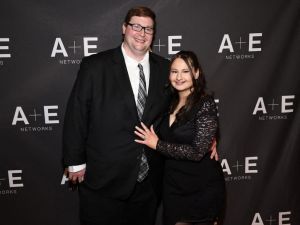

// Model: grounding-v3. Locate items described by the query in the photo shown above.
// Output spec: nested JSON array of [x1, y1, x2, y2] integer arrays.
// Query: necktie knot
[[138, 63, 143, 70]]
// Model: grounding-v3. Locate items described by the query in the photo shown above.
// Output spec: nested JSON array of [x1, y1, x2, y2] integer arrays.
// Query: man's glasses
[[127, 23, 154, 35]]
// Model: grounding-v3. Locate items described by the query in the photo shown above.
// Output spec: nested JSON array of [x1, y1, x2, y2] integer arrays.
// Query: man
[[63, 6, 171, 225]]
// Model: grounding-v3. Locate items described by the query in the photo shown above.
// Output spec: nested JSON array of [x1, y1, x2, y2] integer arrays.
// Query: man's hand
[[210, 138, 219, 161], [66, 168, 86, 184]]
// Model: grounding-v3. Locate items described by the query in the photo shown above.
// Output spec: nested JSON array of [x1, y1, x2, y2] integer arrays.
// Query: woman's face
[[169, 58, 198, 96]]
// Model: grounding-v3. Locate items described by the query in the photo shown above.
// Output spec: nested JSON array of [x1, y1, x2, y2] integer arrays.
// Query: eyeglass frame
[[126, 22, 154, 35]]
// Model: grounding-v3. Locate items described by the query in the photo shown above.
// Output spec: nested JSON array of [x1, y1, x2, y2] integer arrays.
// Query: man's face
[[122, 16, 154, 57]]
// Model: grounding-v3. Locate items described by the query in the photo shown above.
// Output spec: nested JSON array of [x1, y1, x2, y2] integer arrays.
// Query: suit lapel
[[111, 48, 162, 123], [112, 47, 139, 121], [142, 53, 159, 122]]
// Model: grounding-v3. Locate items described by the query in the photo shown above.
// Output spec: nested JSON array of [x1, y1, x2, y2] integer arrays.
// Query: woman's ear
[[194, 69, 200, 79]]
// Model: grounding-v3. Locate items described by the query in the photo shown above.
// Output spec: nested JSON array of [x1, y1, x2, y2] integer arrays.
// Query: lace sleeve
[[156, 97, 218, 161]]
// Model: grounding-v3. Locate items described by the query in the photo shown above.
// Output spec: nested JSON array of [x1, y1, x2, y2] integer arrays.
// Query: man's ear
[[122, 23, 126, 35]]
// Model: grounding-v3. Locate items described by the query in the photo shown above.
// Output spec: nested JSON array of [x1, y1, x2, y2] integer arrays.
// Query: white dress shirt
[[68, 44, 150, 173], [121, 44, 150, 101]]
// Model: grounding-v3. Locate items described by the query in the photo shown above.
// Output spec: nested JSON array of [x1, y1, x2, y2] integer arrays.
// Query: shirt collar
[[121, 43, 149, 65]]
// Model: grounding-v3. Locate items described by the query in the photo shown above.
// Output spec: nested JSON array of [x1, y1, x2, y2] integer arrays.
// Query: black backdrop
[[1, 0, 299, 225]]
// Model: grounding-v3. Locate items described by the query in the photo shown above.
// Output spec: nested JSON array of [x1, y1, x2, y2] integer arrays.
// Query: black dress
[[156, 95, 225, 225]]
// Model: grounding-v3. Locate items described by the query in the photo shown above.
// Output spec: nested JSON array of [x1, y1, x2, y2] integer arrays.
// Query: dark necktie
[[137, 63, 149, 182]]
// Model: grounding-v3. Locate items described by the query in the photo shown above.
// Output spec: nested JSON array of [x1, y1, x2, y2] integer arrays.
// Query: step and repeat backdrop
[[1, 0, 299, 225]]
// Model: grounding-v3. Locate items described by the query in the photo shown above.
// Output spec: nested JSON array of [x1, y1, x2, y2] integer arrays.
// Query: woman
[[135, 51, 225, 225]]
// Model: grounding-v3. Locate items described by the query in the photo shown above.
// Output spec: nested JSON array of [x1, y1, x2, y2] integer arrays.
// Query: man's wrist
[[68, 164, 86, 172]]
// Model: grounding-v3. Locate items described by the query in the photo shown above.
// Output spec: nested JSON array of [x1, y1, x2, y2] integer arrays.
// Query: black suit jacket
[[63, 46, 170, 199]]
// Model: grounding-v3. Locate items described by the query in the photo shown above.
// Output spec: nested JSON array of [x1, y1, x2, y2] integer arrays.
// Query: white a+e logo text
[[251, 211, 291, 225], [51, 37, 98, 57], [12, 105, 59, 125], [218, 33, 262, 53]]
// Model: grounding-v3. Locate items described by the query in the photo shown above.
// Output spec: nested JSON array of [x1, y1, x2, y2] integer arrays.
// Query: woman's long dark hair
[[169, 50, 207, 121]]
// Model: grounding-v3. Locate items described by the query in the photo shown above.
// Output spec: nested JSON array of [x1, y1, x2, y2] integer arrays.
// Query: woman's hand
[[134, 122, 159, 150], [210, 138, 219, 161]]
